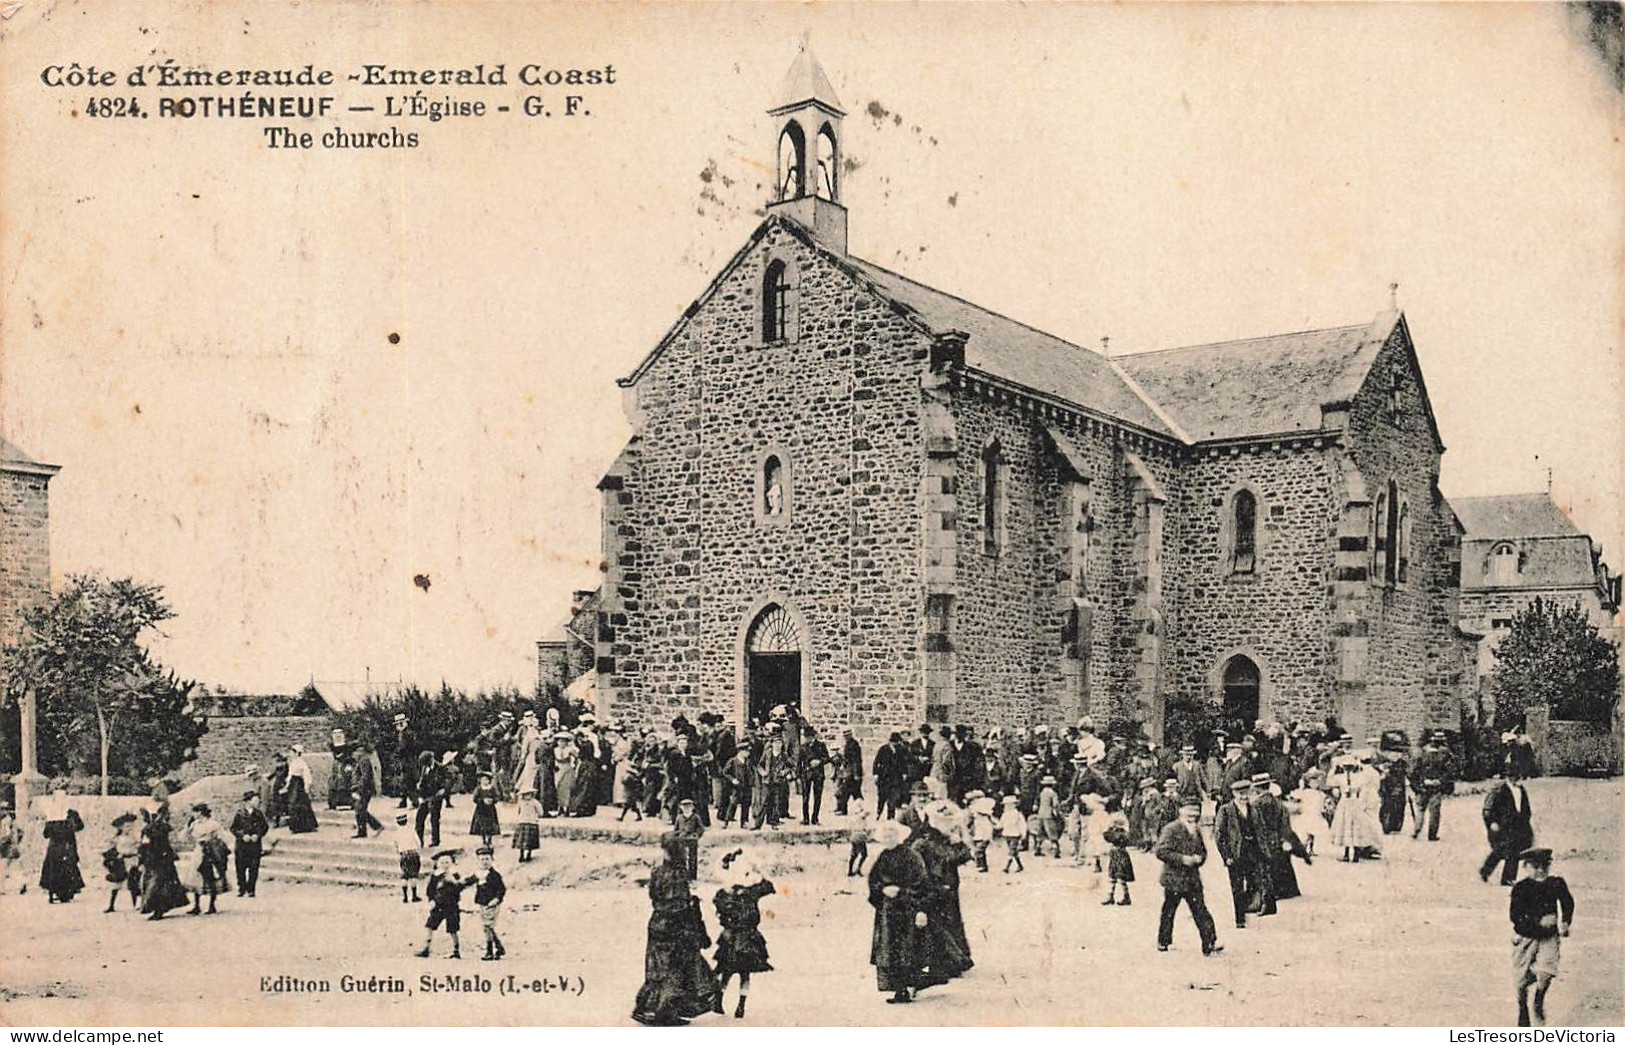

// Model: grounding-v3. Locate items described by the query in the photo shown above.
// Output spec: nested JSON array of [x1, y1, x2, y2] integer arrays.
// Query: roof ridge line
[[1113, 321, 1371, 360]]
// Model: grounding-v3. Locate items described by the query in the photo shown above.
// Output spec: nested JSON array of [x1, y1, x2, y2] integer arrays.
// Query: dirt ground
[[4, 777, 1620, 1027]]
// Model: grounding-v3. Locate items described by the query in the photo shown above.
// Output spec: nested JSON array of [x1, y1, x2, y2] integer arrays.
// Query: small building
[[1455, 491, 1621, 682]]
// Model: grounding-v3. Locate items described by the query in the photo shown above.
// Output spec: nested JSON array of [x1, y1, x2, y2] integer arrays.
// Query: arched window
[[1397, 501, 1412, 584], [1384, 479, 1400, 585], [1231, 489, 1257, 574], [816, 124, 838, 201], [762, 260, 792, 343], [777, 123, 806, 202], [763, 455, 785, 517], [1490, 542, 1519, 586], [981, 440, 1004, 557]]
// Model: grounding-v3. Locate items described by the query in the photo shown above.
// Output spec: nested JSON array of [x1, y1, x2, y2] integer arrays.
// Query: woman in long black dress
[[632, 832, 722, 1026], [869, 818, 929, 1004], [40, 808, 85, 903], [283, 745, 319, 834], [910, 802, 974, 986], [138, 810, 189, 920], [712, 848, 775, 1019]]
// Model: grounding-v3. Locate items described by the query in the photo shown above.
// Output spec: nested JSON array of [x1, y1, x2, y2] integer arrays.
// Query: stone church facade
[[569, 51, 1473, 744]]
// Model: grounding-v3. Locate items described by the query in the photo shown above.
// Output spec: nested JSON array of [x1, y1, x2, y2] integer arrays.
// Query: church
[[566, 49, 1475, 744]]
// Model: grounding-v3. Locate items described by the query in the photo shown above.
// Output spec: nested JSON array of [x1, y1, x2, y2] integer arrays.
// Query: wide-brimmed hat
[[393, 713, 407, 724], [872, 819, 911, 848], [432, 848, 461, 862], [1250, 772, 1272, 785], [1228, 779, 1251, 792], [1520, 847, 1553, 866], [241, 789, 259, 801], [441, 751, 458, 765], [1040, 775, 1057, 786]]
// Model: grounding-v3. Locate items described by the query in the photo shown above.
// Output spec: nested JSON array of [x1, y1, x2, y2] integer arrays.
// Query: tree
[[2, 575, 207, 794], [1492, 596, 1621, 727]]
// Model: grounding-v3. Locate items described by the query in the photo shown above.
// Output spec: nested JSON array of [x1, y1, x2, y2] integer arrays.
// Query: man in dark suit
[[1245, 772, 1282, 914], [1411, 731, 1456, 841], [351, 740, 385, 839], [1154, 801, 1221, 955], [1480, 768, 1535, 885], [872, 732, 909, 820], [230, 790, 269, 897], [393, 713, 419, 808], [835, 727, 864, 816], [1172, 745, 1206, 806], [1214, 778, 1264, 928]]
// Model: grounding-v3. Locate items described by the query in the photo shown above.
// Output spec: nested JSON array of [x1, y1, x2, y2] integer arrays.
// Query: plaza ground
[[4, 777, 1620, 1026]]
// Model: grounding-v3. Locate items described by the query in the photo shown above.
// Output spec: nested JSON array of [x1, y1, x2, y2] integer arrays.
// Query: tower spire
[[765, 42, 848, 254]]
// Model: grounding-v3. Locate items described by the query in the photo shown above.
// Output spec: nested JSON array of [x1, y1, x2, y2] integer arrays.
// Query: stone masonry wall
[[179, 714, 335, 784], [1343, 325, 1463, 738], [0, 468, 53, 706], [603, 220, 932, 740], [1162, 445, 1339, 727], [948, 385, 1182, 733]]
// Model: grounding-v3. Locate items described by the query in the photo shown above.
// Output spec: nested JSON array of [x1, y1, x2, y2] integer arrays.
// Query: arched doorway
[[1221, 654, 1261, 728], [745, 604, 803, 724]]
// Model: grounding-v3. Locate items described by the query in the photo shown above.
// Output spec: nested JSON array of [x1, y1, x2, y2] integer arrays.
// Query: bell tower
[[766, 42, 847, 255]]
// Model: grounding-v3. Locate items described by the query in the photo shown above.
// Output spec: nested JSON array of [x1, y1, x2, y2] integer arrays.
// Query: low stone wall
[[1527, 706, 1620, 776], [179, 714, 335, 783]]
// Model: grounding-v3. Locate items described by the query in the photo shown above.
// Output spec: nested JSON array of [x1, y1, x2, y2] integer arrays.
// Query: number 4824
[[85, 97, 143, 118]]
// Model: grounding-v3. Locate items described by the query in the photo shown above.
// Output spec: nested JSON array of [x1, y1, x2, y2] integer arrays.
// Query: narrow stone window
[[981, 440, 1004, 557], [1383, 479, 1400, 586], [755, 447, 792, 527], [1396, 501, 1412, 584], [762, 260, 792, 343], [924, 593, 954, 652], [1372, 491, 1388, 584], [1231, 489, 1257, 575]]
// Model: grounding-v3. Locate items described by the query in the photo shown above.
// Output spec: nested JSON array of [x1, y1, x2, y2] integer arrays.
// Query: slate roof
[[1113, 321, 1390, 442], [846, 257, 1178, 438], [1453, 493, 1583, 541], [0, 437, 39, 464]]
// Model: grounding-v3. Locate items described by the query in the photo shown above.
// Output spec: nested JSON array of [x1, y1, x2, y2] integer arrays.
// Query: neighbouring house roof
[[1453, 493, 1584, 541], [1113, 319, 1393, 443], [1460, 533, 1601, 591]]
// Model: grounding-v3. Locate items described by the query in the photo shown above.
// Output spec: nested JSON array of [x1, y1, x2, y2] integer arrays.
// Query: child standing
[[968, 793, 996, 874], [473, 846, 507, 962], [846, 797, 871, 877], [674, 797, 706, 880], [1290, 769, 1327, 857], [103, 813, 142, 912], [417, 850, 470, 959], [1081, 794, 1113, 874], [713, 848, 775, 1019], [1510, 848, 1575, 1027], [469, 772, 501, 847], [999, 795, 1027, 873], [1036, 776, 1062, 858], [394, 813, 423, 903], [1101, 803, 1135, 906], [616, 757, 644, 822], [511, 787, 541, 863]]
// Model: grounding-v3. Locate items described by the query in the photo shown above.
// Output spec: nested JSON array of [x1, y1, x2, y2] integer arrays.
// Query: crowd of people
[[0, 703, 1578, 1027]]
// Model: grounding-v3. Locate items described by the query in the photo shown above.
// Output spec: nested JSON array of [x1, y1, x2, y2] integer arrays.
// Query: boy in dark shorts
[[416, 849, 470, 959], [1510, 847, 1575, 1027]]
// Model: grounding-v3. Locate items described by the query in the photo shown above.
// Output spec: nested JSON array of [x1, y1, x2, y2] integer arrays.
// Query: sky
[[2, 2, 1620, 695]]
